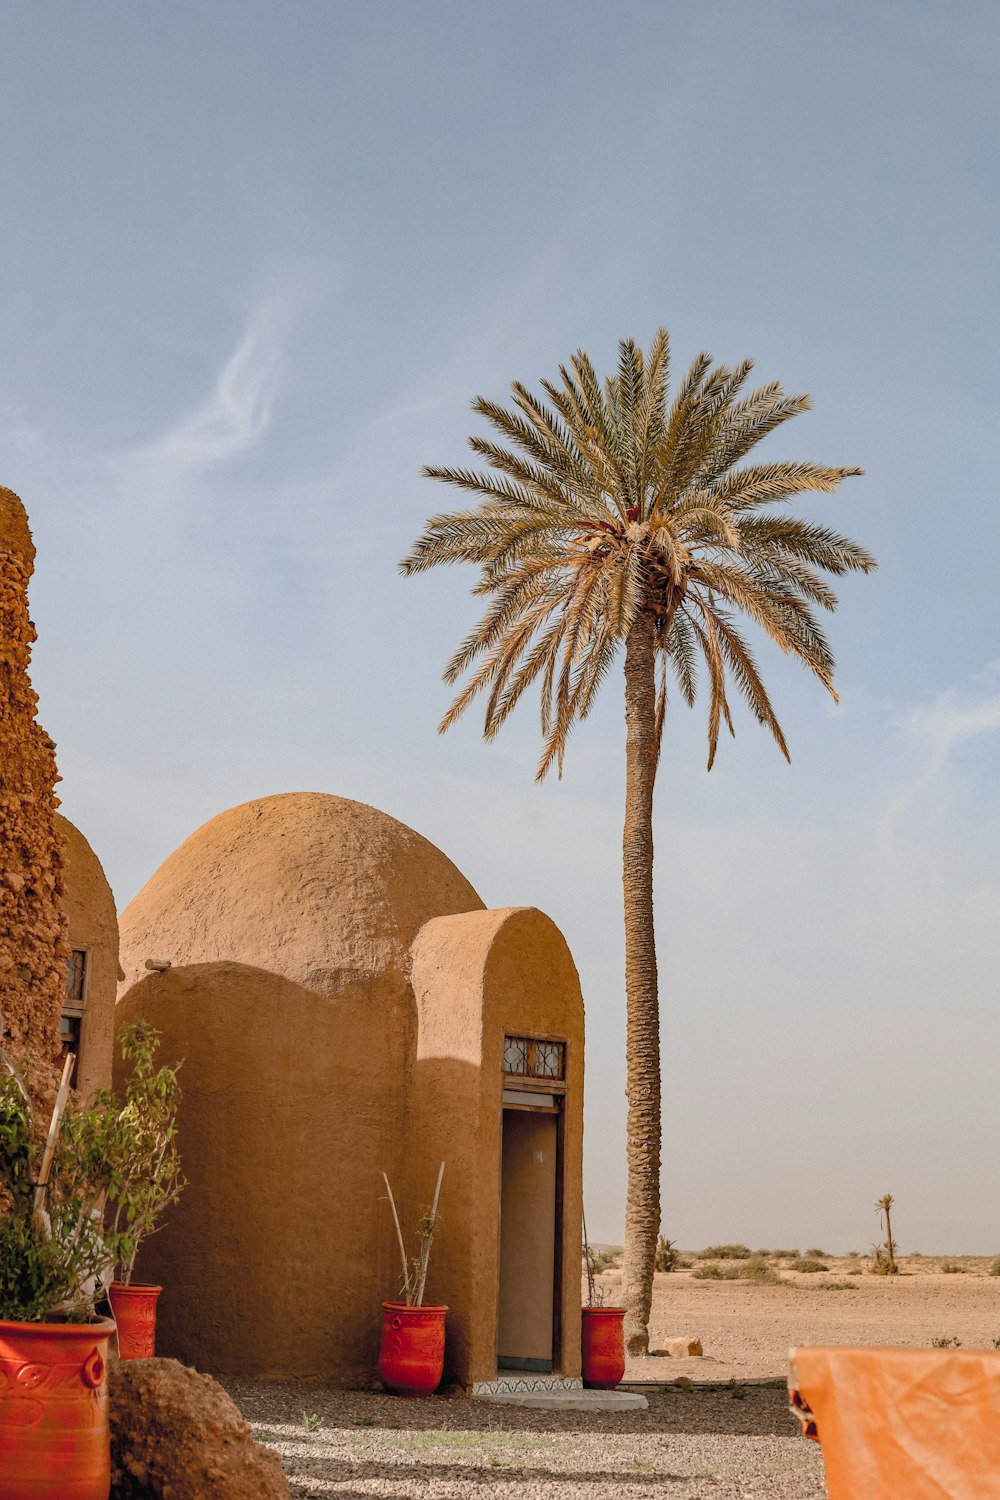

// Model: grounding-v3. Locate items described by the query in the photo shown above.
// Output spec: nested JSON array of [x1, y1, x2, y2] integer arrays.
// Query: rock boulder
[[109, 1357, 289, 1499], [651, 1336, 704, 1357]]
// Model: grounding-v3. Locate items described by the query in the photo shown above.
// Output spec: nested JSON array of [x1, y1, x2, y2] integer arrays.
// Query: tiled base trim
[[472, 1374, 584, 1396]]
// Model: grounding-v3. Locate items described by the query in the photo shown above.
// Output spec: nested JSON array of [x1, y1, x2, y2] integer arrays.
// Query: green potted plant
[[0, 1022, 185, 1498], [378, 1162, 447, 1397], [103, 1021, 185, 1359], [0, 1047, 117, 1500]]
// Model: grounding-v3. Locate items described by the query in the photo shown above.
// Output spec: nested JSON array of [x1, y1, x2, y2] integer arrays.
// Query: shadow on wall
[[115, 961, 428, 1383]]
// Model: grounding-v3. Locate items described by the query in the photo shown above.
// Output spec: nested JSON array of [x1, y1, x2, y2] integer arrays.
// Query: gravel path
[[224, 1380, 826, 1499]]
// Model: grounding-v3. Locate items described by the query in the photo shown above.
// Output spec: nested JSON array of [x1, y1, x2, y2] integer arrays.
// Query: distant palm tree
[[875, 1193, 898, 1274], [400, 330, 876, 1353]]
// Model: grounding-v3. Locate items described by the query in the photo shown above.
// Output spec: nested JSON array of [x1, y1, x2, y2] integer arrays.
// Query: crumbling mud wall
[[0, 487, 67, 1071]]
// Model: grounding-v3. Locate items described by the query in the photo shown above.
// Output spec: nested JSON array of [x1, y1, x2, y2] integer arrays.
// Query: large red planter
[[108, 1283, 161, 1361], [581, 1305, 626, 1389], [377, 1302, 447, 1397], [0, 1314, 116, 1500]]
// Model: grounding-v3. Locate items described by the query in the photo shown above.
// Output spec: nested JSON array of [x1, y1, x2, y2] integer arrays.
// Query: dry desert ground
[[225, 1254, 999, 1499], [620, 1251, 1000, 1383]]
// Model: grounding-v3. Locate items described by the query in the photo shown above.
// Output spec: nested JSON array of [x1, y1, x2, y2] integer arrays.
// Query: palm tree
[[400, 330, 876, 1353], [875, 1193, 898, 1274]]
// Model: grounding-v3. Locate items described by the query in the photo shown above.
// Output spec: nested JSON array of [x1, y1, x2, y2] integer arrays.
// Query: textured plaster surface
[[0, 487, 66, 1075], [115, 794, 489, 1381], [117, 792, 484, 997], [59, 814, 119, 1096], [410, 907, 585, 1388]]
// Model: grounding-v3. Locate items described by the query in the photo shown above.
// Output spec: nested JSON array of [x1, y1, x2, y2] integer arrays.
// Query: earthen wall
[[0, 488, 66, 1075]]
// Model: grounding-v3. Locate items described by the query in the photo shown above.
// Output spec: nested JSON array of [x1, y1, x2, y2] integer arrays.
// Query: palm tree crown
[[400, 329, 876, 773]]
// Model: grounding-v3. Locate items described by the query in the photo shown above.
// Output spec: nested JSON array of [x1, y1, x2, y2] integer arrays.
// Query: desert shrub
[[990, 1259, 1000, 1277], [789, 1258, 827, 1274], [931, 1336, 962, 1348], [771, 1249, 800, 1259], [847, 1250, 860, 1260], [583, 1247, 620, 1276], [869, 1244, 898, 1276], [741, 1257, 780, 1283], [941, 1262, 965, 1274], [804, 1248, 829, 1259], [654, 1235, 678, 1273], [692, 1257, 778, 1284], [812, 1281, 855, 1291], [699, 1243, 752, 1260]]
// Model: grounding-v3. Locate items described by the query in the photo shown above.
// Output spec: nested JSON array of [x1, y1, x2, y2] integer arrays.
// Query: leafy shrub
[[654, 1235, 678, 1272], [741, 1257, 780, 1283], [692, 1256, 778, 1284], [0, 1022, 184, 1322], [789, 1258, 827, 1274], [699, 1243, 752, 1260]]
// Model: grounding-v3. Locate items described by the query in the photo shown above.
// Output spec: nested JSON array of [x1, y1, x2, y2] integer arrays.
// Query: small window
[[503, 1035, 565, 1082], [65, 949, 88, 1009]]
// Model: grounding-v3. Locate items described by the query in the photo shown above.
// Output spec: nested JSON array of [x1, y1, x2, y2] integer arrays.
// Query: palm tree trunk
[[621, 609, 660, 1356]]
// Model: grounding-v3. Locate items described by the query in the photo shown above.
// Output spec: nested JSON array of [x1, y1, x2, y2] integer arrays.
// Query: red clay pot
[[581, 1305, 626, 1389], [377, 1301, 447, 1397], [108, 1283, 161, 1361], [0, 1314, 116, 1500]]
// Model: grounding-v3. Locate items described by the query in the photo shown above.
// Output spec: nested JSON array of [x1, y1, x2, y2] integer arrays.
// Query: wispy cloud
[[882, 667, 1000, 830], [132, 301, 285, 478]]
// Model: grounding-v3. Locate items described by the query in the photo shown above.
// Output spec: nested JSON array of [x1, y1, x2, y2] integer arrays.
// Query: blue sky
[[2, 1, 998, 1249]]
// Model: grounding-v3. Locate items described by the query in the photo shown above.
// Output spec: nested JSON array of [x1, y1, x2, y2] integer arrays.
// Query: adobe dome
[[117, 792, 484, 998]]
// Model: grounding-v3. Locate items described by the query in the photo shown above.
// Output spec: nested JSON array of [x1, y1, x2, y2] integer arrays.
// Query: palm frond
[[404, 328, 874, 777]]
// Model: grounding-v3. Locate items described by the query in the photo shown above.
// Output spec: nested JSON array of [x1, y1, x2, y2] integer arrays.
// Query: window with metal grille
[[502, 1035, 565, 1081]]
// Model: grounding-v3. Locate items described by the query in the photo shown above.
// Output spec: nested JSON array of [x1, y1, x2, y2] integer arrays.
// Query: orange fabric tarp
[[789, 1346, 1000, 1500]]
